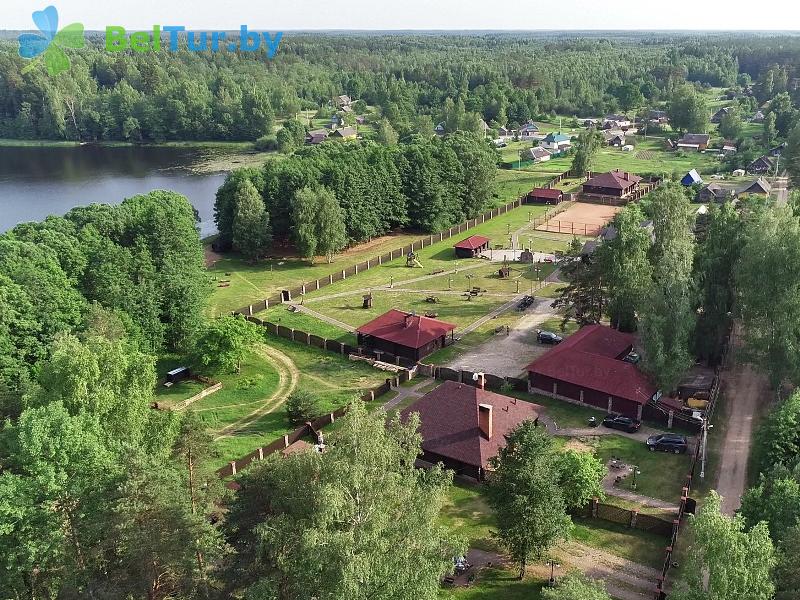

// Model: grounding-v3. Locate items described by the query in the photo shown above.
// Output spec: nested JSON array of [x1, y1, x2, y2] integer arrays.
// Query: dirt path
[[715, 326, 768, 515], [529, 541, 661, 600], [212, 344, 299, 440], [291, 304, 357, 332]]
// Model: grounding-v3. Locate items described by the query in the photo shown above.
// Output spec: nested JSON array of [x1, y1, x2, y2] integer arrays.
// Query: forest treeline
[[4, 33, 800, 141], [213, 133, 498, 255]]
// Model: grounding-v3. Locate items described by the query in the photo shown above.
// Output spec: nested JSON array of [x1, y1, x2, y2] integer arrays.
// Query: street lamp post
[[547, 560, 560, 587], [632, 465, 641, 491]]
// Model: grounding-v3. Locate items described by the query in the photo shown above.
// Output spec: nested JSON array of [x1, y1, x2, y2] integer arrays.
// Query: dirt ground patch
[[535, 202, 622, 237], [443, 297, 557, 377], [204, 244, 224, 268]]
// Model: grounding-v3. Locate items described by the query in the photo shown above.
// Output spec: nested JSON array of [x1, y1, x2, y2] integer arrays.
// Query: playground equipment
[[425, 296, 440, 304], [362, 293, 373, 309], [406, 251, 424, 268]]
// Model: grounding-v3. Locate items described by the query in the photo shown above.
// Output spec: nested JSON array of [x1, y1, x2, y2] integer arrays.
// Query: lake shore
[[0, 139, 276, 174]]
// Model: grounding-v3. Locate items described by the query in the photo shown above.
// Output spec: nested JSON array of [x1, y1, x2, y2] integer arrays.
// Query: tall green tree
[[376, 118, 399, 145], [291, 186, 321, 261], [315, 186, 348, 263], [232, 179, 272, 263], [571, 128, 604, 176], [192, 315, 260, 375], [668, 85, 709, 133], [718, 107, 743, 140], [600, 204, 653, 332], [775, 525, 800, 600], [486, 422, 572, 579], [225, 400, 459, 599], [735, 205, 800, 387], [670, 492, 774, 600], [639, 184, 695, 391]]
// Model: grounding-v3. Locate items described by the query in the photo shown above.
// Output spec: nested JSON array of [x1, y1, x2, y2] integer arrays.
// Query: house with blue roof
[[541, 132, 572, 152], [681, 169, 703, 186]]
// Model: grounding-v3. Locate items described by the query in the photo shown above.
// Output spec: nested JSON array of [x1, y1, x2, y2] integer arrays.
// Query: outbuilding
[[453, 235, 490, 258], [526, 324, 658, 420], [582, 169, 642, 198], [356, 309, 456, 362], [527, 187, 564, 205]]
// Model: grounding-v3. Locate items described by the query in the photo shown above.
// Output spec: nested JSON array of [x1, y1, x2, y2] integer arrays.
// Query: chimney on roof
[[404, 313, 414, 328], [623, 171, 629, 181], [478, 404, 493, 440]]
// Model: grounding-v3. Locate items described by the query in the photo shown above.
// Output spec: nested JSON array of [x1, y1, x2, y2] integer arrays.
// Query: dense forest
[[213, 132, 498, 254], [4, 32, 800, 141]]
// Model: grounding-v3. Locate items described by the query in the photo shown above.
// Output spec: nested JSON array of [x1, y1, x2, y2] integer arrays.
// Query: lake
[[0, 145, 229, 237]]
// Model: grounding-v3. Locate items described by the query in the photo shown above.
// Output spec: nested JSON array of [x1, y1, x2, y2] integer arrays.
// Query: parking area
[[443, 297, 561, 377]]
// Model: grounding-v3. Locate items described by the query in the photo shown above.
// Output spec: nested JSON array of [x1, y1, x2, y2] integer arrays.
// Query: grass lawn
[[493, 169, 555, 205], [510, 391, 603, 429], [440, 569, 545, 600], [259, 304, 358, 344], [571, 517, 666, 569], [592, 435, 692, 503], [154, 355, 207, 406]]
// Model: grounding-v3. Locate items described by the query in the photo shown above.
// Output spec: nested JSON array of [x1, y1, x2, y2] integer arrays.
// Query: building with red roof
[[356, 309, 456, 362], [453, 235, 490, 258], [527, 187, 564, 205], [400, 380, 542, 480], [526, 324, 658, 419], [583, 170, 642, 198]]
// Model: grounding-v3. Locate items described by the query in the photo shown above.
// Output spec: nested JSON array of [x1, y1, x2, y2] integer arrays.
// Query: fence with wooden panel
[[231, 171, 573, 318]]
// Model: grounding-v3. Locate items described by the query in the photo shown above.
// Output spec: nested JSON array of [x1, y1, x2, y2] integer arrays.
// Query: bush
[[285, 390, 323, 425], [254, 135, 278, 151]]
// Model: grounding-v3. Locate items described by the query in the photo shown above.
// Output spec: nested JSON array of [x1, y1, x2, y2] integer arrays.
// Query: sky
[[3, 0, 800, 31]]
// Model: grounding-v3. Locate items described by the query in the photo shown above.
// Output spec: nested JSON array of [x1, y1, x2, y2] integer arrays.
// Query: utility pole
[[700, 418, 712, 479]]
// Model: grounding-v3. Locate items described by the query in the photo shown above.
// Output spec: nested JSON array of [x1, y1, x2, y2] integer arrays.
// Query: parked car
[[602, 414, 641, 433], [646, 433, 688, 454], [517, 295, 535, 311], [623, 351, 641, 364], [536, 330, 563, 344]]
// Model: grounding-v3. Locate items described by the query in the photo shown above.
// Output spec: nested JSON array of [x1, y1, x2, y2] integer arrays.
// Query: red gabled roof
[[529, 187, 563, 199], [454, 235, 490, 250], [526, 324, 657, 406], [356, 309, 456, 350], [585, 170, 642, 190], [400, 380, 541, 470]]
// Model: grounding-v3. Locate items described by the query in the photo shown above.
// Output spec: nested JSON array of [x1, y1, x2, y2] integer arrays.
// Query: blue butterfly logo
[[18, 6, 85, 76]]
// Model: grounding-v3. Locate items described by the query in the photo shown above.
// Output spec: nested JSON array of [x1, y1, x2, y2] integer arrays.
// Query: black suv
[[646, 434, 689, 454], [536, 330, 563, 344], [602, 414, 641, 433]]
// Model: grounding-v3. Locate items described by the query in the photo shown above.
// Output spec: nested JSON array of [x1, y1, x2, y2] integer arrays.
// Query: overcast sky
[[4, 0, 800, 31]]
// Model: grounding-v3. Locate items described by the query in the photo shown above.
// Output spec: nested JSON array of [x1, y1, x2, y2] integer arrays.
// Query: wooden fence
[[576, 498, 674, 538], [215, 379, 392, 479], [231, 170, 573, 318], [171, 382, 223, 411]]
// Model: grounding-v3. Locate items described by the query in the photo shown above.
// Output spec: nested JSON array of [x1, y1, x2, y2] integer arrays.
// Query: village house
[[747, 155, 774, 175], [583, 118, 600, 128], [751, 110, 765, 123], [648, 109, 669, 124], [527, 324, 658, 420], [518, 121, 540, 140], [696, 177, 772, 202], [582, 169, 642, 198], [527, 187, 564, 205], [356, 309, 456, 362], [602, 129, 626, 147], [710, 106, 733, 123], [453, 235, 490, 258], [603, 114, 631, 128], [768, 142, 786, 157], [497, 126, 517, 139], [676, 133, 710, 152], [330, 126, 357, 140], [435, 122, 446, 135], [305, 129, 329, 145], [335, 94, 352, 108], [524, 146, 552, 163], [540, 132, 572, 152], [696, 183, 735, 203], [399, 380, 541, 481], [738, 177, 772, 196], [720, 140, 737, 154], [680, 169, 703, 186]]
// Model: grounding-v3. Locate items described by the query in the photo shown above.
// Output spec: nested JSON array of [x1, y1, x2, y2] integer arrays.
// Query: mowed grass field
[[156, 335, 391, 468]]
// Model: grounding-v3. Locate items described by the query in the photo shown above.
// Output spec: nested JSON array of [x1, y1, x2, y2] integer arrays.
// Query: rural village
[[2, 19, 800, 600]]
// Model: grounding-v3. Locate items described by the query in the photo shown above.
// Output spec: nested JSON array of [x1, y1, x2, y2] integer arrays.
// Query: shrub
[[254, 135, 278, 151], [285, 390, 323, 425]]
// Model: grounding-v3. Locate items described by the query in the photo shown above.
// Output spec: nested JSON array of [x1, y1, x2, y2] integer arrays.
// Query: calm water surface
[[0, 145, 227, 237]]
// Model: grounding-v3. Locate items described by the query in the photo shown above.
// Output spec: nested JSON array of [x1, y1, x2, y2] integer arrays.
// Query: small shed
[[681, 169, 703, 186], [527, 188, 564, 204], [454, 235, 490, 258], [166, 366, 191, 384], [356, 309, 456, 362]]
